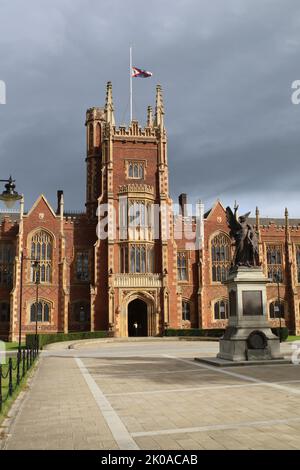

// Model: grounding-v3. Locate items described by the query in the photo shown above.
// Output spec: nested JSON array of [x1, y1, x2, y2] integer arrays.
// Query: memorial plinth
[[196, 266, 289, 367], [217, 266, 282, 362]]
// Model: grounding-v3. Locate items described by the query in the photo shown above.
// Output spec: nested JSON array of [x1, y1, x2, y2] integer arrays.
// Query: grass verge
[[0, 354, 38, 426], [287, 336, 300, 342]]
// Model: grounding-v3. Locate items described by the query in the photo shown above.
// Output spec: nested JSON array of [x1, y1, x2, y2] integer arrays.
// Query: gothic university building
[[1, 82, 300, 341]]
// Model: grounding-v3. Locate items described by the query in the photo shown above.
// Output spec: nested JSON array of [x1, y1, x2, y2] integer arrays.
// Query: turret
[[104, 81, 115, 126], [154, 84, 164, 128]]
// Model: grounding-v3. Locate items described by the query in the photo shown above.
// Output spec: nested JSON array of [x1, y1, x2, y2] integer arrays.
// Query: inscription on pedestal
[[242, 290, 263, 316]]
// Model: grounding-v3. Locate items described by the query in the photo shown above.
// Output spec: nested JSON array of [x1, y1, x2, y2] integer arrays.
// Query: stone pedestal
[[216, 267, 283, 362]]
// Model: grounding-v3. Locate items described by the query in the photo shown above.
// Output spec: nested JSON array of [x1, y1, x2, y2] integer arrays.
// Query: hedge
[[271, 327, 289, 342], [26, 331, 108, 349], [165, 327, 289, 342], [164, 328, 225, 338]]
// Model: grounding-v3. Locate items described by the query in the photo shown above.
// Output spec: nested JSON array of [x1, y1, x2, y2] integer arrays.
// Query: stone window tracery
[[214, 299, 229, 320], [0, 243, 14, 286], [211, 234, 231, 282], [177, 252, 188, 281], [120, 244, 154, 273], [30, 300, 50, 323], [75, 251, 90, 282], [127, 161, 145, 179], [30, 231, 52, 283], [182, 301, 191, 321], [267, 245, 283, 282]]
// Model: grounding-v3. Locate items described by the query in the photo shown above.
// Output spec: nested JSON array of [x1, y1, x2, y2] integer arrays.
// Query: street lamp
[[274, 272, 282, 343], [0, 177, 22, 381], [33, 261, 40, 351], [17, 257, 41, 359], [0, 176, 22, 208]]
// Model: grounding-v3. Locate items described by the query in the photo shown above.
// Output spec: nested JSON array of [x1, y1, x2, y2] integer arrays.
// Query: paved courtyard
[[1, 340, 300, 450]]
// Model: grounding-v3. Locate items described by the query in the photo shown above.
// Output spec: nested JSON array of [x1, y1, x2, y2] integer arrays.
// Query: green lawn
[[0, 357, 19, 422], [2, 342, 25, 351], [0, 351, 37, 424], [287, 336, 300, 342]]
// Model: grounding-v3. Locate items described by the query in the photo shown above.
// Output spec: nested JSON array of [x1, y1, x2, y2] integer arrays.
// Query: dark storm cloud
[[1, 0, 300, 217]]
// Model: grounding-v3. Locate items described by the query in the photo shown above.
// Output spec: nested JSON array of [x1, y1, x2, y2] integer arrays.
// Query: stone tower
[[89, 82, 179, 336]]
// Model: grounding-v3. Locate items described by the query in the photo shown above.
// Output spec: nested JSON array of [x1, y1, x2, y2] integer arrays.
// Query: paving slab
[[1, 341, 300, 450]]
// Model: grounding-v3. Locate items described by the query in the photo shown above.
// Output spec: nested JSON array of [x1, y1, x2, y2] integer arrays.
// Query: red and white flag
[[132, 66, 153, 78]]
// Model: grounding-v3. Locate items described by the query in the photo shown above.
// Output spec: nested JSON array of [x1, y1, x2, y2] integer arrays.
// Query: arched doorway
[[128, 299, 148, 337]]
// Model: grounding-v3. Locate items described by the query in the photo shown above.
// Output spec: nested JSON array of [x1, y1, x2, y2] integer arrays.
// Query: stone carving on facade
[[118, 184, 154, 195]]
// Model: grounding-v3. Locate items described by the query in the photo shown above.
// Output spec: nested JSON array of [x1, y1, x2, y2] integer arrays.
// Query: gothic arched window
[[128, 244, 153, 273], [211, 234, 231, 282], [127, 160, 145, 179], [75, 251, 90, 281], [214, 299, 229, 320], [267, 245, 283, 282], [30, 231, 52, 283], [177, 252, 188, 281], [0, 243, 14, 286], [269, 300, 285, 319], [182, 301, 191, 321], [30, 300, 51, 323]]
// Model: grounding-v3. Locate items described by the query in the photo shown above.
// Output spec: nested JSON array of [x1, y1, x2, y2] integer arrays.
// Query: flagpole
[[130, 46, 133, 122]]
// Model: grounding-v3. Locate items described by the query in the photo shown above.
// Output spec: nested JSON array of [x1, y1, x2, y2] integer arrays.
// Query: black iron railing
[[0, 347, 39, 413]]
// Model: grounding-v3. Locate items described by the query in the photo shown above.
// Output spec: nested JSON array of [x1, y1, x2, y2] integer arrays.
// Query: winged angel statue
[[226, 205, 260, 267]]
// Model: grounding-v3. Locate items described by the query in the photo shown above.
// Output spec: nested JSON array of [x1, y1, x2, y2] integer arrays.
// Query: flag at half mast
[[132, 66, 153, 78]]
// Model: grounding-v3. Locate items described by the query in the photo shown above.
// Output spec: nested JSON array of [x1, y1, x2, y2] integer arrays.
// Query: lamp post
[[0, 177, 22, 208], [0, 177, 22, 378], [33, 261, 40, 351], [274, 272, 282, 343], [17, 256, 41, 357]]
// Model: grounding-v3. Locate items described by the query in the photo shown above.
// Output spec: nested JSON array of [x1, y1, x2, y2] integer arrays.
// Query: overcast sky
[[1, 0, 300, 218]]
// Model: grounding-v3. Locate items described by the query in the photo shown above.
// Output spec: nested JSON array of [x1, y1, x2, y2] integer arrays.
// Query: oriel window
[[121, 244, 154, 273]]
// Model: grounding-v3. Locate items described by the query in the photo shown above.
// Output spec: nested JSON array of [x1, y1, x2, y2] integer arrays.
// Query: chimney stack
[[179, 193, 187, 217], [57, 190, 63, 215]]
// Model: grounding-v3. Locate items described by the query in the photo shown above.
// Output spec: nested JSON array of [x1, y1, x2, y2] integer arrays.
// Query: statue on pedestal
[[226, 204, 259, 267]]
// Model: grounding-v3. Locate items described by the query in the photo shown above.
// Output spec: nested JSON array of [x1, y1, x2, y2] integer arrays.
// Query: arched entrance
[[128, 298, 148, 337]]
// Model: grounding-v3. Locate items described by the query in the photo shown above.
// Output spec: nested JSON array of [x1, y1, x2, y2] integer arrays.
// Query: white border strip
[[75, 357, 139, 450], [131, 416, 300, 438]]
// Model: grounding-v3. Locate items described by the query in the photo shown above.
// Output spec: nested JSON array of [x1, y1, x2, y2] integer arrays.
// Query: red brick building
[[0, 82, 299, 341]]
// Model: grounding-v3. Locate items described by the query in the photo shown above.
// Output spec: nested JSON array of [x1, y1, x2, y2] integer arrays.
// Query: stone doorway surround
[[119, 290, 158, 337]]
